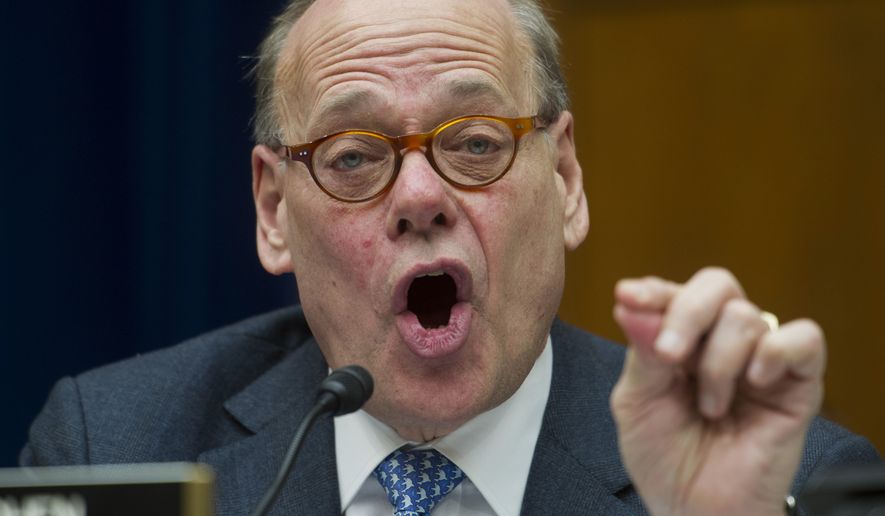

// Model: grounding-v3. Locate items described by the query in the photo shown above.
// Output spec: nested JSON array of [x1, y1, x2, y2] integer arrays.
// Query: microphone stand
[[249, 366, 373, 516]]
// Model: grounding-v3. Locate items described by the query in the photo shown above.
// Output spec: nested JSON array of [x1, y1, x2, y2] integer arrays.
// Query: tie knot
[[373, 448, 465, 515]]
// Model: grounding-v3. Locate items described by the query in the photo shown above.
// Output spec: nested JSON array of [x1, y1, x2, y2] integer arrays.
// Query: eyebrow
[[441, 79, 522, 122], [316, 90, 376, 119], [310, 90, 382, 137], [445, 79, 510, 106]]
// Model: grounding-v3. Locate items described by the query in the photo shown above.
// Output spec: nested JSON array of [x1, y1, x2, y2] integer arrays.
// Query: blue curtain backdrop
[[0, 1, 297, 465]]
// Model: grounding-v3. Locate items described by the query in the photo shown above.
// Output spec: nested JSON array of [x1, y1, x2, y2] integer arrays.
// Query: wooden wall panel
[[548, 0, 885, 451]]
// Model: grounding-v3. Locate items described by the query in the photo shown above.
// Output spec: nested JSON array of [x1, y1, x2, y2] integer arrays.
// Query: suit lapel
[[197, 339, 342, 516], [522, 321, 641, 515], [522, 434, 636, 515]]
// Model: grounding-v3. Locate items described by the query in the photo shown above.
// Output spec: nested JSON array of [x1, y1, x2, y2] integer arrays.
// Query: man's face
[[253, 0, 588, 440]]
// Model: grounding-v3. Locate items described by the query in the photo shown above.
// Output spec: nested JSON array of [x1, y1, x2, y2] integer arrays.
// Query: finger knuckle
[[697, 266, 742, 295], [723, 298, 757, 321], [722, 300, 767, 340], [699, 265, 732, 282]]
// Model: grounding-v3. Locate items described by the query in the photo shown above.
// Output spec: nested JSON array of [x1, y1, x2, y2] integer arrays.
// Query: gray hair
[[249, 0, 569, 146]]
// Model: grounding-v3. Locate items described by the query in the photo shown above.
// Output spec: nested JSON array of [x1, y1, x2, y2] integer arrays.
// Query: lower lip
[[395, 302, 472, 359]]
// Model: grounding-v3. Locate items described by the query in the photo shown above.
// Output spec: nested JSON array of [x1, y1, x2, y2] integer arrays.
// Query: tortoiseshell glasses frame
[[279, 114, 542, 203]]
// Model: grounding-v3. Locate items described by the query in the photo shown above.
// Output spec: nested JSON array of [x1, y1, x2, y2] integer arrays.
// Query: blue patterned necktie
[[373, 448, 465, 515]]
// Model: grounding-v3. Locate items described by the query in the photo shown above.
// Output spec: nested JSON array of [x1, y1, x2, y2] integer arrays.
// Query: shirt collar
[[335, 336, 553, 516]]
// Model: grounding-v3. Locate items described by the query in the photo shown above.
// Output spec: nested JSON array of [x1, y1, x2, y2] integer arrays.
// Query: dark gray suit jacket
[[21, 307, 881, 515]]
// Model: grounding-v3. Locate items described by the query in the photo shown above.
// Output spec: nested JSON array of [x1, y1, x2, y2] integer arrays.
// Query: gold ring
[[761, 311, 780, 332]]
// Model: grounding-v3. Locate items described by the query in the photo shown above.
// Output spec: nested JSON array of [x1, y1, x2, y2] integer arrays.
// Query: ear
[[252, 144, 293, 275], [549, 111, 590, 250]]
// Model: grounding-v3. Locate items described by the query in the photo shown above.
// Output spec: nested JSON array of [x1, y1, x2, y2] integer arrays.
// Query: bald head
[[250, 0, 569, 147]]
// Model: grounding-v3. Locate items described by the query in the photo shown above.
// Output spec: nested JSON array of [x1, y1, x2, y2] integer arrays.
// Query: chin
[[367, 370, 495, 440], [377, 404, 479, 443]]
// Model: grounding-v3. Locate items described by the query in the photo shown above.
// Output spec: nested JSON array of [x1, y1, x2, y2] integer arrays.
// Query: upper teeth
[[418, 270, 445, 277]]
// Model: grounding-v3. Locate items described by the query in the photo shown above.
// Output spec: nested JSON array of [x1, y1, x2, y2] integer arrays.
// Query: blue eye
[[466, 139, 491, 154], [335, 152, 364, 170]]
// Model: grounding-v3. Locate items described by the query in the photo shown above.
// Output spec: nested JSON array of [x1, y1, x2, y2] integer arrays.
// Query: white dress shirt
[[335, 337, 552, 516]]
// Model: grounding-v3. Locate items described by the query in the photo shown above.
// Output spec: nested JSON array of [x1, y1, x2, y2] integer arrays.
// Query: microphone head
[[317, 365, 374, 416]]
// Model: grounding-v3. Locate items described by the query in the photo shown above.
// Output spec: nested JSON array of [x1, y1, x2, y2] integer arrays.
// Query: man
[[22, 0, 879, 515]]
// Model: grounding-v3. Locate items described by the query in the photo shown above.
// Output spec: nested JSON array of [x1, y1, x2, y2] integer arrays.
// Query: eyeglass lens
[[312, 117, 517, 201]]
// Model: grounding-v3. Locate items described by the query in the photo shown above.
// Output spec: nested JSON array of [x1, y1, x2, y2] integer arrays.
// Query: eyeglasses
[[279, 114, 541, 203]]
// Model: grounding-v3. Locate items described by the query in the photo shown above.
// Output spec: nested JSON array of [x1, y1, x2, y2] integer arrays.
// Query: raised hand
[[610, 267, 825, 516]]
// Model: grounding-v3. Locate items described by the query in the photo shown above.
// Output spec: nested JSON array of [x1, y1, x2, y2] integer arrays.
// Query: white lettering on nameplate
[[0, 494, 86, 516]]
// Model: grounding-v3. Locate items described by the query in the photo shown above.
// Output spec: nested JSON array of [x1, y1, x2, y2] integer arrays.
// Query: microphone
[[250, 365, 374, 516], [315, 364, 375, 416]]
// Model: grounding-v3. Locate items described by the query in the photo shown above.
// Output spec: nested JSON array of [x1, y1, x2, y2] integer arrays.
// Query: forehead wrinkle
[[310, 67, 517, 134], [313, 58, 513, 107], [313, 45, 508, 84], [307, 43, 520, 125], [313, 26, 506, 70], [302, 23, 511, 102]]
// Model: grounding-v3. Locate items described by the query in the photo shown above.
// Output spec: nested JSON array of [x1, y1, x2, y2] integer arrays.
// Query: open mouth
[[407, 272, 457, 329], [394, 261, 473, 358]]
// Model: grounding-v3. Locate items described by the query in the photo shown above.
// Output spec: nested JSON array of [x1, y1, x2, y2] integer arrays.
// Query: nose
[[385, 150, 457, 240]]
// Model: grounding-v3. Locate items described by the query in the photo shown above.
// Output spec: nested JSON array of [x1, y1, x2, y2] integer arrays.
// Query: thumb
[[613, 304, 662, 353], [613, 304, 676, 399]]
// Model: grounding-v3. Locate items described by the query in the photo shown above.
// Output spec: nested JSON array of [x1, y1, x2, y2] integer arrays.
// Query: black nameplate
[[0, 463, 213, 516]]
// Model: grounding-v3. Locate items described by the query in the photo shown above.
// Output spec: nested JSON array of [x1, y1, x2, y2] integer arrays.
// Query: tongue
[[408, 274, 457, 329]]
